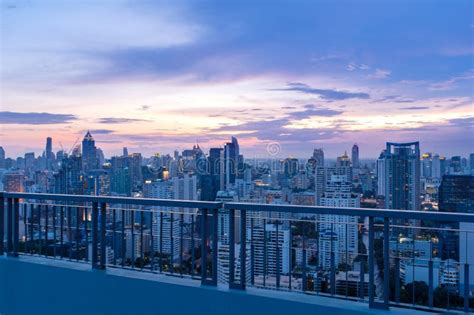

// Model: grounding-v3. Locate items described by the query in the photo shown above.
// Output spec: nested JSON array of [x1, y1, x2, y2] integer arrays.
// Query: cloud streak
[[98, 117, 151, 124], [273, 82, 370, 100], [0, 111, 77, 125]]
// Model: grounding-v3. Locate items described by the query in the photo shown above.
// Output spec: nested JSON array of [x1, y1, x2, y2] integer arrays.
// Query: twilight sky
[[1, 0, 473, 158]]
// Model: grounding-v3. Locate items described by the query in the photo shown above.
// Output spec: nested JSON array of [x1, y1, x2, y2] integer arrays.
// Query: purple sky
[[1, 0, 473, 158]]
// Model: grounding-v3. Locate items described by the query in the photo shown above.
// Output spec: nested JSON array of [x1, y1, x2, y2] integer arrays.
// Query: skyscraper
[[0, 146, 5, 169], [318, 174, 359, 270], [351, 144, 359, 169], [312, 148, 325, 167], [439, 175, 474, 214], [82, 131, 98, 172], [438, 175, 474, 261], [45, 137, 53, 170], [376, 150, 386, 197], [224, 137, 240, 189], [383, 142, 420, 211], [470, 153, 474, 175]]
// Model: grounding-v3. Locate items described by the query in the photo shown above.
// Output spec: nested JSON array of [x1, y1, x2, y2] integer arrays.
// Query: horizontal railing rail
[[2, 192, 473, 223], [1, 192, 222, 209], [224, 202, 474, 223]]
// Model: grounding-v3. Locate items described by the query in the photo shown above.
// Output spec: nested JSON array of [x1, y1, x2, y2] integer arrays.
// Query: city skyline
[[1, 1, 473, 157], [0, 131, 471, 161]]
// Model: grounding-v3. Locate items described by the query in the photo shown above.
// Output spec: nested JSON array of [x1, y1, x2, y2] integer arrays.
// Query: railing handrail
[[224, 202, 474, 223], [0, 192, 222, 209], [2, 191, 473, 223]]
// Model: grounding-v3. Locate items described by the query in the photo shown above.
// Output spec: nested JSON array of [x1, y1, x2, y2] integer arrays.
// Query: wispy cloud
[[400, 106, 430, 110], [429, 73, 474, 91], [0, 111, 77, 124], [369, 69, 391, 79], [98, 117, 151, 124], [273, 82, 370, 100], [87, 129, 116, 134], [288, 108, 343, 119]]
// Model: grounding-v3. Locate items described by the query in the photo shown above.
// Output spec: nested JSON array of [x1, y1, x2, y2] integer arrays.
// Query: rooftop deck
[[1, 192, 473, 314]]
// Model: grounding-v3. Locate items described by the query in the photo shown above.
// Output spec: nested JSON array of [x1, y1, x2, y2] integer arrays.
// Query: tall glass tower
[[82, 131, 98, 172], [383, 142, 420, 211]]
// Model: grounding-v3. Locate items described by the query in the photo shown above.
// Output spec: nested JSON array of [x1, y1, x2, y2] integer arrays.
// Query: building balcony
[[1, 192, 473, 314]]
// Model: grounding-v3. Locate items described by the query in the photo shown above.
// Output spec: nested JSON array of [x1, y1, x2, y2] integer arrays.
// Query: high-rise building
[[382, 142, 420, 211], [315, 166, 326, 206], [432, 154, 441, 179], [312, 148, 325, 167], [224, 137, 240, 189], [282, 158, 299, 178], [439, 175, 474, 214], [143, 179, 185, 261], [217, 243, 251, 285], [172, 174, 198, 223], [351, 144, 359, 169], [470, 153, 474, 175], [438, 175, 474, 260], [318, 174, 359, 270], [449, 156, 462, 174], [0, 146, 5, 169], [206, 147, 223, 194], [82, 131, 98, 172], [421, 153, 432, 178], [54, 154, 83, 195], [2, 172, 25, 192], [110, 156, 131, 196], [249, 223, 290, 277], [376, 150, 386, 196], [45, 137, 53, 170], [129, 153, 143, 193]]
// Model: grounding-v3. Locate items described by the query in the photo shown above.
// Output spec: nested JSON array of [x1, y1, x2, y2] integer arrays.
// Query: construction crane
[[66, 137, 80, 155]]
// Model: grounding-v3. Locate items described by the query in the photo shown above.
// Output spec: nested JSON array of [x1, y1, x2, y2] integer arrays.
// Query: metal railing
[[1, 191, 473, 313]]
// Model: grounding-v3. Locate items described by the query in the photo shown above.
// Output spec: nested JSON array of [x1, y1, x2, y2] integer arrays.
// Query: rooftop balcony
[[1, 192, 473, 314]]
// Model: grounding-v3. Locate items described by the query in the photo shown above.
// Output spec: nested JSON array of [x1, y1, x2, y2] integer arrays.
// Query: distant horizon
[[0, 131, 470, 161]]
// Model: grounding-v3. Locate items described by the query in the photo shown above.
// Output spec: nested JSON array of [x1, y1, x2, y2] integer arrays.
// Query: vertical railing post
[[239, 209, 247, 289], [464, 263, 470, 313], [211, 208, 218, 286], [395, 257, 400, 303], [250, 217, 255, 285], [383, 217, 390, 308], [330, 222, 335, 295], [276, 221, 280, 289], [0, 193, 4, 255], [229, 208, 236, 287], [13, 198, 19, 256], [99, 202, 106, 269], [200, 208, 208, 284], [6, 198, 13, 256], [368, 216, 375, 307], [428, 259, 434, 308], [91, 202, 99, 269], [359, 256, 365, 300]]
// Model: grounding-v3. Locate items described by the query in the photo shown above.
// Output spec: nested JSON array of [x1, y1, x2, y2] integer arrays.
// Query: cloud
[[447, 116, 474, 128], [369, 69, 391, 79], [0, 111, 77, 124], [98, 117, 151, 124], [273, 82, 370, 100], [429, 73, 474, 91], [288, 108, 343, 119], [400, 106, 430, 110], [346, 63, 357, 71], [346, 62, 370, 71], [137, 105, 150, 111], [88, 129, 116, 134]]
